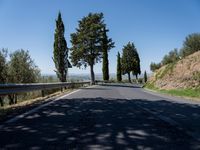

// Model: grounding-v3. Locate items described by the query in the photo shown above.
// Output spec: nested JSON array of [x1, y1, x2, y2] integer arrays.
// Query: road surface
[[0, 83, 200, 150]]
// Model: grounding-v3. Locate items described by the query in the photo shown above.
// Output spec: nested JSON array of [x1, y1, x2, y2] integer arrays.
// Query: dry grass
[[0, 88, 75, 122], [145, 86, 200, 102], [149, 51, 200, 90]]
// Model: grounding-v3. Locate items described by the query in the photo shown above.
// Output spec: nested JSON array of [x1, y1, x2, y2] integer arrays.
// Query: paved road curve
[[0, 83, 200, 150]]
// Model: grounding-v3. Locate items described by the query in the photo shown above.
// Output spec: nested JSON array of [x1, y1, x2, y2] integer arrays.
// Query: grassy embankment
[[145, 82, 200, 100]]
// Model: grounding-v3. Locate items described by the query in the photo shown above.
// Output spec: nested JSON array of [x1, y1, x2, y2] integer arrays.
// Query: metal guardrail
[[0, 81, 91, 96]]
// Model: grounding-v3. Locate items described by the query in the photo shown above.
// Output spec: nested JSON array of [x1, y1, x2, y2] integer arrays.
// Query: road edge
[[0, 85, 101, 129]]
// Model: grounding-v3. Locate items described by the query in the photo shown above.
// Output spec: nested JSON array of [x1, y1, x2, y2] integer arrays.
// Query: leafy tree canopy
[[8, 49, 40, 83], [121, 42, 139, 82], [121, 42, 140, 74], [70, 12, 106, 84], [162, 48, 180, 65], [150, 62, 162, 72], [180, 33, 200, 57], [70, 13, 105, 68], [0, 48, 8, 83]]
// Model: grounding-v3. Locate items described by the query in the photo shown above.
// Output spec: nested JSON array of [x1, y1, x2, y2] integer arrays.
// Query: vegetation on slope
[[150, 33, 200, 72], [146, 32, 200, 99], [146, 51, 200, 99]]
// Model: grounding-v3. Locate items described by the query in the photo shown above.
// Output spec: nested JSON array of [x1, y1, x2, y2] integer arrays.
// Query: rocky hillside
[[148, 51, 200, 90]]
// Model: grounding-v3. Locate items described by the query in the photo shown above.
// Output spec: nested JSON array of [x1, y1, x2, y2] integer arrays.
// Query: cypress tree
[[102, 27, 115, 81], [53, 12, 68, 82], [132, 48, 141, 80], [117, 52, 122, 82], [144, 70, 147, 83]]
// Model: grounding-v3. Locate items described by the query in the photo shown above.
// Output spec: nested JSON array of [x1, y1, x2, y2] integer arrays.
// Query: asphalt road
[[0, 83, 200, 150]]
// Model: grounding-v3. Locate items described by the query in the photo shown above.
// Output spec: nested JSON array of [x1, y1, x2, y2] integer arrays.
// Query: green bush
[[162, 49, 180, 65], [150, 62, 162, 72], [8, 49, 41, 83], [180, 33, 200, 57]]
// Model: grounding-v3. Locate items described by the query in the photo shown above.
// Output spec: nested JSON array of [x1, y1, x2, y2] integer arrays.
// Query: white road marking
[[5, 89, 81, 124], [0, 84, 98, 128], [0, 88, 85, 129]]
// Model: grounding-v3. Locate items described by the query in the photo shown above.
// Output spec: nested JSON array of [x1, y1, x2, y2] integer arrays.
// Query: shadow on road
[[0, 98, 200, 149]]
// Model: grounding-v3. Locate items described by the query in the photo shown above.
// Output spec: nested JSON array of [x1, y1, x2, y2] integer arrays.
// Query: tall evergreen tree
[[132, 48, 141, 80], [102, 27, 115, 81], [121, 42, 138, 83], [53, 12, 68, 82], [144, 70, 147, 83], [70, 13, 105, 85], [117, 52, 122, 82]]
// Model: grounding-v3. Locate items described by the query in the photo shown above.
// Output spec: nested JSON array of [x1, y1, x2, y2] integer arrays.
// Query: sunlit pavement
[[0, 83, 200, 150]]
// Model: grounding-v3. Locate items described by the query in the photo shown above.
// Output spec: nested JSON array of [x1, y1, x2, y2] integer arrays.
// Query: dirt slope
[[148, 51, 200, 90]]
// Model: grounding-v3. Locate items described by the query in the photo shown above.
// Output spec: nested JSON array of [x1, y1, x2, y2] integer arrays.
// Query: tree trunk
[[90, 65, 95, 85], [135, 74, 138, 83], [14, 94, 17, 104], [61, 72, 66, 82], [128, 72, 131, 83], [9, 95, 14, 105], [102, 49, 109, 81]]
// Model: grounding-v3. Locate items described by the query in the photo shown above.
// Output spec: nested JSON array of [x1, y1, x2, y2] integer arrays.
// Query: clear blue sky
[[0, 0, 200, 75]]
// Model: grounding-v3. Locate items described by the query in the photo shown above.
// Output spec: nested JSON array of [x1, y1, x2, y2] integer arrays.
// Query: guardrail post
[[14, 94, 17, 104], [0, 97, 4, 107], [61, 87, 63, 92], [41, 90, 45, 97], [8, 94, 14, 105]]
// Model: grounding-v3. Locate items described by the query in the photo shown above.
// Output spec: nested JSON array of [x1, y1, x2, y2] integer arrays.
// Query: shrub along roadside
[[0, 90, 65, 120], [0, 86, 82, 123]]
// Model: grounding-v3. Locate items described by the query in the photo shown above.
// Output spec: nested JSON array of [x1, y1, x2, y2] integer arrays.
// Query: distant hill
[[42, 72, 145, 82], [147, 51, 200, 90]]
